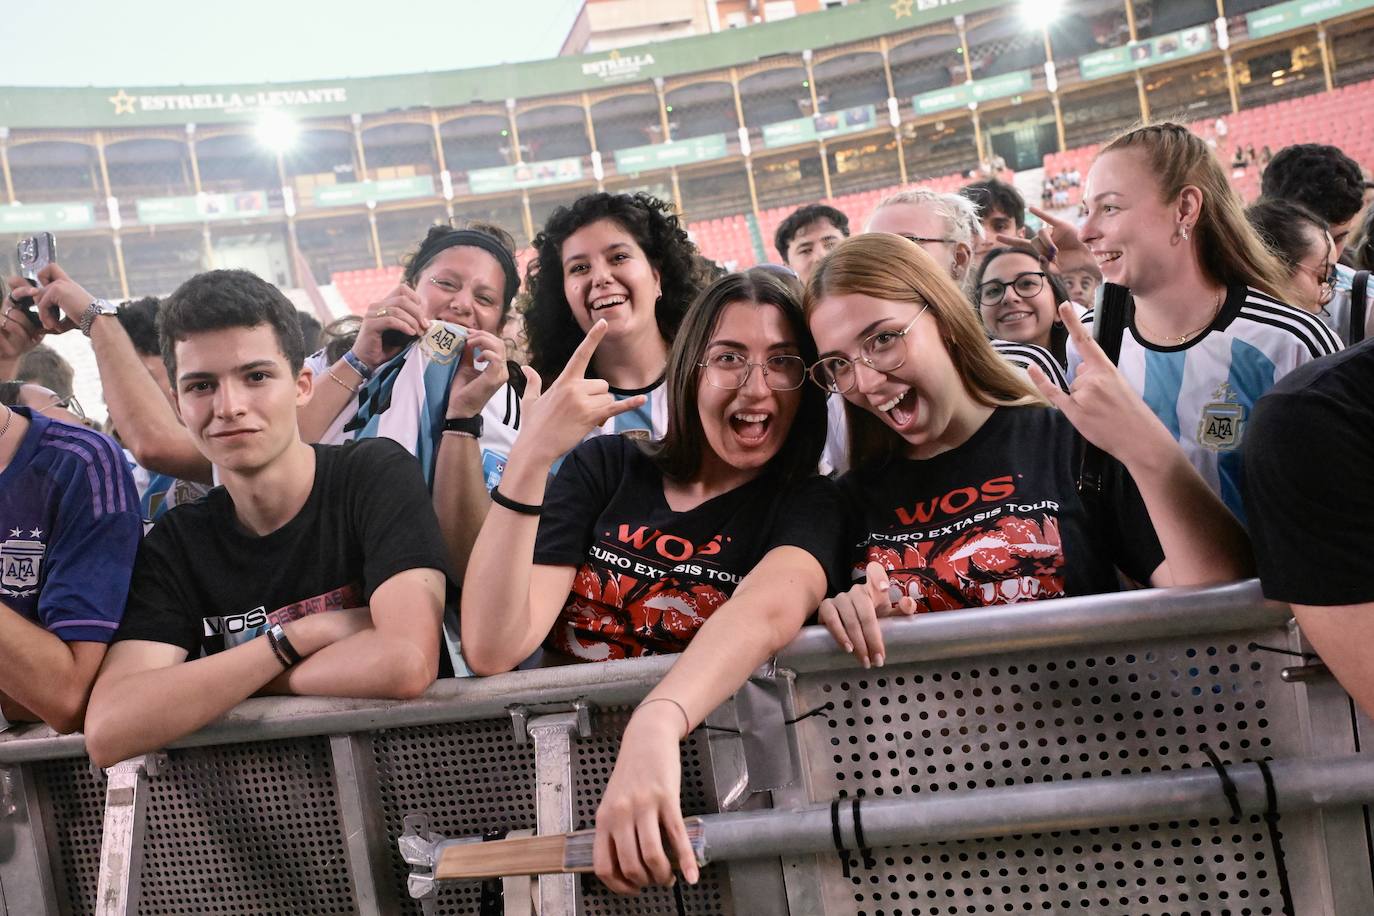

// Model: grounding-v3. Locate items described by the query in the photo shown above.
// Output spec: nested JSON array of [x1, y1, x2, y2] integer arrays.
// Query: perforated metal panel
[[573, 708, 735, 916], [372, 718, 538, 915], [137, 736, 355, 914], [791, 628, 1309, 915], [32, 757, 105, 915]]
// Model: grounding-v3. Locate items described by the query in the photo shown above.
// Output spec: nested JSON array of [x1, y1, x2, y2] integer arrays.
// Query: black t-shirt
[[1243, 339, 1374, 606], [533, 435, 846, 662], [115, 440, 452, 659], [837, 406, 1163, 610]]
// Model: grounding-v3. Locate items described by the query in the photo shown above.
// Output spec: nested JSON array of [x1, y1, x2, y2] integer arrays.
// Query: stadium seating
[[1043, 77, 1374, 209], [331, 266, 404, 315]]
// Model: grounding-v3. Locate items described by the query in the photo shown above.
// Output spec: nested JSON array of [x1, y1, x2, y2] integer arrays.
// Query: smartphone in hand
[[13, 233, 57, 327]]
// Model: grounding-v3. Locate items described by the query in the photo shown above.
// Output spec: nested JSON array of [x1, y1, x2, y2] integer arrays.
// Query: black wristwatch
[[442, 415, 483, 437]]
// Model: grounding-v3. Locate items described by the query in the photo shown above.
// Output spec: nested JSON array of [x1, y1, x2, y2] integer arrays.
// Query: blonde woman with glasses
[[804, 234, 1251, 668]]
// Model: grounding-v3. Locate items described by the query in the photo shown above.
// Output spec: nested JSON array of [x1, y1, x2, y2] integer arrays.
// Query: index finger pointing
[[558, 319, 608, 384]]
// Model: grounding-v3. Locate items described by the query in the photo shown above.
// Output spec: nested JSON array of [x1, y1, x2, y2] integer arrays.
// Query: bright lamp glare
[[1021, 0, 1063, 26], [255, 110, 299, 153]]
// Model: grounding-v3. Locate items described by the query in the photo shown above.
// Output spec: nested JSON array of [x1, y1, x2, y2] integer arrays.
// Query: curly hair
[[1261, 143, 1364, 229], [524, 192, 700, 385], [116, 296, 162, 357]]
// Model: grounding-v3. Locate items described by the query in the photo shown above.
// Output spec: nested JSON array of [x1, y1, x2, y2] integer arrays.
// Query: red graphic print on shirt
[[859, 513, 1066, 612]]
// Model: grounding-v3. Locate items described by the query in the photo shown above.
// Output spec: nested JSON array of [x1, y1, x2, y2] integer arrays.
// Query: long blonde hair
[[805, 234, 1044, 471], [1099, 123, 1297, 303]]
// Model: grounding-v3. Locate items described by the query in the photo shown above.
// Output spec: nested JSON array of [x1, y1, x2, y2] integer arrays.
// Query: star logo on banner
[[891, 0, 914, 17], [108, 89, 136, 115]]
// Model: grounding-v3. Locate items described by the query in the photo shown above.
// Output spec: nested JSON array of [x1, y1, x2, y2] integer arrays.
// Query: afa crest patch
[[1198, 383, 1245, 451]]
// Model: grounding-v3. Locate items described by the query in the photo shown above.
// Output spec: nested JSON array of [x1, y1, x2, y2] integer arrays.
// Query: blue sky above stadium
[[2, 0, 584, 87]]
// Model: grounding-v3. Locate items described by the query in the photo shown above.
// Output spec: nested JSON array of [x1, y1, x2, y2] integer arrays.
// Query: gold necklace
[[1136, 289, 1224, 345]]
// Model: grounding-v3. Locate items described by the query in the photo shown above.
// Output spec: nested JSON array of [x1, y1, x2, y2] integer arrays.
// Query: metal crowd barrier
[[0, 580, 1371, 915]]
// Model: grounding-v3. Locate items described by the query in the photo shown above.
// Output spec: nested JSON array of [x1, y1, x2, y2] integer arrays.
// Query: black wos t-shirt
[[533, 435, 845, 662], [115, 439, 452, 657], [838, 406, 1164, 610], [1243, 338, 1374, 606]]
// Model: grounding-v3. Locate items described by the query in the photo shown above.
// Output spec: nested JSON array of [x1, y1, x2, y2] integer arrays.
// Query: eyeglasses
[[978, 271, 1047, 307], [1293, 260, 1336, 306], [698, 352, 806, 391], [898, 233, 956, 248], [808, 306, 929, 394], [39, 393, 85, 421]]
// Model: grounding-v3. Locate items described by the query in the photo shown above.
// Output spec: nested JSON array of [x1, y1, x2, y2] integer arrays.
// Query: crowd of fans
[[0, 125, 1371, 895]]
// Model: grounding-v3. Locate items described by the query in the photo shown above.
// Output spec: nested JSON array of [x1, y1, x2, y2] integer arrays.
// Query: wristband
[[327, 368, 360, 394], [267, 623, 302, 668], [636, 696, 692, 737], [342, 349, 374, 381], [489, 485, 542, 516], [442, 415, 483, 438]]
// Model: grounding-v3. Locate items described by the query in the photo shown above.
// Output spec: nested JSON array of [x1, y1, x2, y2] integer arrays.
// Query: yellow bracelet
[[327, 368, 360, 394]]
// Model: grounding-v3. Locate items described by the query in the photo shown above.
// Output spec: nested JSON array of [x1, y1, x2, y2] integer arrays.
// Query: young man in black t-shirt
[[1243, 339, 1374, 718], [85, 270, 450, 767]]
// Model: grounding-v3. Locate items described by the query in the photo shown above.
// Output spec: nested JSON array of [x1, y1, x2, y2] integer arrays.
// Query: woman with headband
[[299, 222, 525, 583]]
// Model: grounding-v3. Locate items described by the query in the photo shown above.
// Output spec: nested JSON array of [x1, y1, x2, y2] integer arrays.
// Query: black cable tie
[[673, 876, 688, 916], [1248, 641, 1319, 661], [830, 797, 852, 878], [1200, 743, 1242, 822], [1255, 759, 1296, 916], [852, 796, 876, 868], [785, 701, 836, 726]]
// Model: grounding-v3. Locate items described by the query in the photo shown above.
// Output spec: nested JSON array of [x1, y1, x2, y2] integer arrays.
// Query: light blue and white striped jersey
[[310, 345, 668, 487], [1070, 284, 1342, 522], [1324, 263, 1374, 345]]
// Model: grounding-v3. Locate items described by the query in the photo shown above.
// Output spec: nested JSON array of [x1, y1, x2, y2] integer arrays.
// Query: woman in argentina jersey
[[297, 223, 529, 586], [806, 234, 1252, 669], [523, 192, 705, 444], [1072, 123, 1342, 523]]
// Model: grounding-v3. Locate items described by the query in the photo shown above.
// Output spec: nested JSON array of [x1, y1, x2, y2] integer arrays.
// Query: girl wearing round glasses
[[462, 268, 839, 894], [971, 247, 1075, 365], [1246, 199, 1336, 317], [805, 234, 1251, 667]]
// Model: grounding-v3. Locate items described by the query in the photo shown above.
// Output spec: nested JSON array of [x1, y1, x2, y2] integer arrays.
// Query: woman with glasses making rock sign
[[462, 267, 842, 895], [805, 234, 1252, 669]]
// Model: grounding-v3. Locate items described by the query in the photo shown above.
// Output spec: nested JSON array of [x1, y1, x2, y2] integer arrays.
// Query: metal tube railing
[[0, 580, 1291, 764], [694, 754, 1374, 863]]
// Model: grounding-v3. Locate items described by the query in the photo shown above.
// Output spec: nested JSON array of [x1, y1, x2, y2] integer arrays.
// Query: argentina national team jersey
[[1070, 285, 1342, 523]]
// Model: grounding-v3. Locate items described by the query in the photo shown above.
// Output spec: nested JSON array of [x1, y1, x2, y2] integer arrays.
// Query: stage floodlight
[[255, 110, 299, 154]]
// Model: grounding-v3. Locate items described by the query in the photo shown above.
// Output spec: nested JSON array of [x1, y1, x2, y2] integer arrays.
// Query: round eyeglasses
[[808, 306, 928, 394], [698, 352, 806, 391], [978, 271, 1047, 307]]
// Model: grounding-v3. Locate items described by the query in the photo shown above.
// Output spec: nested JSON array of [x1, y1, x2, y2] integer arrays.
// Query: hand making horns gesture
[[515, 319, 647, 465], [1026, 303, 1175, 465]]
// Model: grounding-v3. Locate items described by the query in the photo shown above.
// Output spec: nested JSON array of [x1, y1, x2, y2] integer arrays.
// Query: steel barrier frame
[[0, 580, 1368, 915]]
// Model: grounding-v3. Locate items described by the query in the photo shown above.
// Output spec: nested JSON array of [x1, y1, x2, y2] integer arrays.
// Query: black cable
[[1248, 641, 1319, 661], [1200, 743, 1242, 821], [830, 797, 852, 878], [852, 796, 876, 868], [1255, 759, 1296, 916]]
